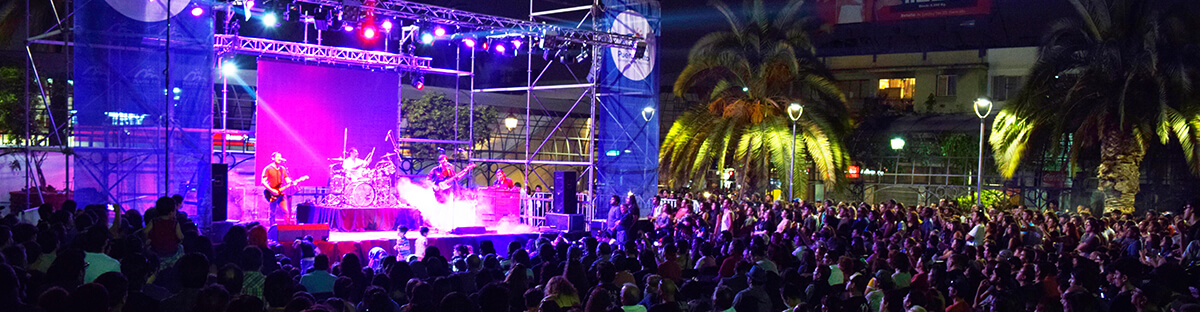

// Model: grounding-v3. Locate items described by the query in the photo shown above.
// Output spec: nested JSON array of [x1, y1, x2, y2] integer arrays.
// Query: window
[[878, 78, 915, 99], [837, 79, 872, 99], [991, 76, 1025, 101], [936, 74, 957, 97]]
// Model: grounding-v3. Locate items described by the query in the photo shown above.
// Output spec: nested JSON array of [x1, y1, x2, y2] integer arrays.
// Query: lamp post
[[504, 114, 519, 131], [973, 97, 994, 206], [787, 103, 803, 201]]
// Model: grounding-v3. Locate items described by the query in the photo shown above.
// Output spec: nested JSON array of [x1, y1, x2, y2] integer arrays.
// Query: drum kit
[[324, 152, 401, 207]]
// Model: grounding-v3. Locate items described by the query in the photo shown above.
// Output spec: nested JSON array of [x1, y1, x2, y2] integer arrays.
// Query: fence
[[523, 192, 593, 227]]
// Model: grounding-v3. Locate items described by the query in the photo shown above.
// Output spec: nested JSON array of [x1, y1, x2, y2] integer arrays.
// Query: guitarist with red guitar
[[262, 152, 309, 225], [428, 153, 476, 203]]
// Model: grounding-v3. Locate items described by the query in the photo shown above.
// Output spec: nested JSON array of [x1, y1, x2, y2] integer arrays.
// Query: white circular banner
[[106, 0, 192, 22], [608, 10, 655, 82]]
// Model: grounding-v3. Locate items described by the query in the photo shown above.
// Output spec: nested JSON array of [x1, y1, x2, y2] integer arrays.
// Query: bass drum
[[346, 182, 375, 207]]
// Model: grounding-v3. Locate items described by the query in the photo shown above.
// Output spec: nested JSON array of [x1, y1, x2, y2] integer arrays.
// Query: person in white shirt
[[82, 226, 120, 283], [966, 210, 988, 247], [415, 226, 430, 259]]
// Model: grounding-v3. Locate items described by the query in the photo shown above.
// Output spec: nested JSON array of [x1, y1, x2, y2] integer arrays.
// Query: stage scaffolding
[[210, 0, 638, 228], [15, 0, 638, 229]]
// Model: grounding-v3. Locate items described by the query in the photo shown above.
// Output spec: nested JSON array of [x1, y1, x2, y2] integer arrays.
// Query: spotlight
[[190, 6, 204, 17], [263, 12, 278, 27], [420, 33, 434, 45], [172, 87, 182, 94], [494, 43, 506, 54], [462, 38, 476, 48], [343, 24, 354, 32], [362, 26, 377, 39], [511, 39, 523, 50], [434, 27, 447, 37], [221, 62, 237, 76], [575, 50, 587, 63], [381, 20, 393, 31], [411, 74, 425, 90]]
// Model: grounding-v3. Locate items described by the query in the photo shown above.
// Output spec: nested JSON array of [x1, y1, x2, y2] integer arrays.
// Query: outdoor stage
[[303, 230, 541, 260]]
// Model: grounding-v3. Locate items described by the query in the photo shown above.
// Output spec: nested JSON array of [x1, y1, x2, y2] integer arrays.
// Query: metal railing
[[522, 192, 592, 226]]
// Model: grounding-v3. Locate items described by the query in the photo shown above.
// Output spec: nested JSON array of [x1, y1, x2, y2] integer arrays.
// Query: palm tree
[[662, 0, 851, 196], [990, 0, 1200, 214]]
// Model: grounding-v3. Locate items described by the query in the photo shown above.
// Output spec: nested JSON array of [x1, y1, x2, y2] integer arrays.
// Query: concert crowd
[[3, 192, 1200, 312]]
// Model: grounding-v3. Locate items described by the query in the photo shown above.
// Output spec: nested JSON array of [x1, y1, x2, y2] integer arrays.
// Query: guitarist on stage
[[263, 152, 295, 225], [428, 153, 475, 203]]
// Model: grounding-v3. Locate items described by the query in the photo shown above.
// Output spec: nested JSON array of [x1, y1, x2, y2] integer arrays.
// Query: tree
[[990, 0, 1200, 214], [662, 0, 852, 196], [401, 92, 496, 163]]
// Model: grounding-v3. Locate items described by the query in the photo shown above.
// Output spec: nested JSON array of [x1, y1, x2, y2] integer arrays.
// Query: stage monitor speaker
[[553, 171, 578, 214], [269, 224, 330, 242], [296, 203, 314, 224], [212, 164, 228, 222], [546, 213, 585, 233], [449, 226, 488, 235]]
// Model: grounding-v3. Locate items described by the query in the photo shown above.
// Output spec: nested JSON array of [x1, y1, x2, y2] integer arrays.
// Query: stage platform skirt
[[303, 205, 424, 232]]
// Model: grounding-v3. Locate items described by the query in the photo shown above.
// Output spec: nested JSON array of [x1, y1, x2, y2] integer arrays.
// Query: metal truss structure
[[214, 35, 468, 75], [296, 0, 640, 48], [467, 0, 607, 227]]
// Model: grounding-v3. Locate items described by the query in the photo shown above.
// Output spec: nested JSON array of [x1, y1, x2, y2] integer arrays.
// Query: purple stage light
[[511, 39, 523, 50], [363, 27, 377, 39], [381, 20, 393, 31], [343, 24, 355, 32], [434, 27, 447, 37], [462, 38, 476, 48], [494, 43, 506, 54], [191, 6, 204, 16]]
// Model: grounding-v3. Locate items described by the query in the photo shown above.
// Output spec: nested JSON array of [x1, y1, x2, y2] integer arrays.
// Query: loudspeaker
[[546, 213, 585, 233], [269, 224, 330, 242], [553, 171, 578, 214], [296, 203, 314, 224], [449, 226, 488, 235], [212, 164, 228, 222]]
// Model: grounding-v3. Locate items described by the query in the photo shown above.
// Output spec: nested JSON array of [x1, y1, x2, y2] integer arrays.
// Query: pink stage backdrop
[[255, 60, 399, 201]]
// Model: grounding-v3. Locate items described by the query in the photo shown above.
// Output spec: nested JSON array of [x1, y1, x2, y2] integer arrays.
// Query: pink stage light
[[434, 27, 447, 37], [511, 39, 523, 49], [363, 27, 376, 39], [494, 43, 506, 54], [190, 6, 204, 16], [381, 20, 393, 31], [462, 38, 476, 48]]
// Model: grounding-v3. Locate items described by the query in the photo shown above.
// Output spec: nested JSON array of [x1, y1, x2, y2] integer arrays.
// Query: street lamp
[[787, 102, 804, 201], [973, 97, 994, 206], [504, 114, 518, 131], [890, 137, 905, 150]]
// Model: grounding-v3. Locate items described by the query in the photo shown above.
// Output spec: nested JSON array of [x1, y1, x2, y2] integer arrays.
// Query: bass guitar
[[432, 164, 476, 191], [264, 175, 310, 202]]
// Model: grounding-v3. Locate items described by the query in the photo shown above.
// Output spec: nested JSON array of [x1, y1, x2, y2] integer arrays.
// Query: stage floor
[[314, 229, 542, 259]]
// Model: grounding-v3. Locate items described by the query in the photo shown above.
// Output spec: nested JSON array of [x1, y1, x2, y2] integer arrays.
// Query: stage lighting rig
[[410, 73, 425, 90]]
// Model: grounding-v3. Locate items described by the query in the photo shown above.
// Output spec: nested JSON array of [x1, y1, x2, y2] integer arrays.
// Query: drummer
[[343, 148, 369, 180]]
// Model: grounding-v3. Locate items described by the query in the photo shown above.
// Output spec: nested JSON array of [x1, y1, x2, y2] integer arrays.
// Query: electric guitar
[[264, 175, 310, 202], [432, 164, 477, 191]]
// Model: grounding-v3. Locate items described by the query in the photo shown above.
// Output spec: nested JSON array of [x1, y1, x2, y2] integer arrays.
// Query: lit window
[[878, 78, 915, 99]]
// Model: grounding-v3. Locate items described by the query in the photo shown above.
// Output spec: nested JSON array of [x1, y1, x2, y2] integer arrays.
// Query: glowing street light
[[973, 97, 994, 205], [787, 102, 804, 201], [891, 137, 906, 150], [642, 107, 655, 121], [504, 114, 518, 131]]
